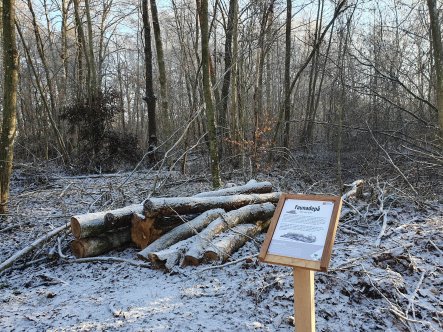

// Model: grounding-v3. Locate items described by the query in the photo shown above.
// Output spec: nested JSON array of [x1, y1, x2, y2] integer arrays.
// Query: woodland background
[[0, 0, 442, 205]]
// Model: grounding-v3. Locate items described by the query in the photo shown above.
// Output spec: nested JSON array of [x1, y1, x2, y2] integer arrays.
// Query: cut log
[[137, 208, 225, 259], [70, 228, 132, 258], [131, 213, 187, 249], [193, 180, 273, 197], [203, 220, 270, 263], [71, 204, 143, 239], [143, 192, 281, 218], [182, 202, 275, 267], [70, 182, 271, 239]]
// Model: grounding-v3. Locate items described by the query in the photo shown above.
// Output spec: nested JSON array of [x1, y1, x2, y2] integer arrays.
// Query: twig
[[429, 239, 443, 255], [0, 223, 71, 274], [63, 256, 151, 268], [195, 254, 258, 274], [367, 122, 418, 195], [407, 270, 426, 320]]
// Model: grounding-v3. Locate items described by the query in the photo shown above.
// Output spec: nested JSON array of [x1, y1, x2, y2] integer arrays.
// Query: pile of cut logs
[[70, 180, 281, 268]]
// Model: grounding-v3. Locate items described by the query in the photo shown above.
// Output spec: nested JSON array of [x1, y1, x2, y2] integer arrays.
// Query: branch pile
[[69, 180, 280, 268]]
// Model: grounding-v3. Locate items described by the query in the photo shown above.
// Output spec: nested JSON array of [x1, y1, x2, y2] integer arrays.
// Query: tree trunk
[[150, 0, 169, 119], [203, 219, 270, 262], [182, 202, 275, 266], [142, 0, 157, 151], [283, 0, 292, 149], [143, 192, 281, 218], [137, 208, 224, 258], [218, 0, 236, 155], [198, 0, 221, 188], [71, 203, 143, 239], [70, 228, 132, 258], [427, 0, 443, 139], [193, 180, 273, 197], [0, 0, 18, 214]]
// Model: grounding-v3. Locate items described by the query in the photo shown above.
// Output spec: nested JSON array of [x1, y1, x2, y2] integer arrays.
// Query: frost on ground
[[0, 164, 442, 332]]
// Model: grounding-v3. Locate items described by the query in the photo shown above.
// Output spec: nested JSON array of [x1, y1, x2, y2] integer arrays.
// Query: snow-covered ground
[[0, 165, 441, 331]]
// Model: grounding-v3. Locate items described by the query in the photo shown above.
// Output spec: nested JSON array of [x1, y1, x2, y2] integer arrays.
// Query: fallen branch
[[0, 223, 70, 274]]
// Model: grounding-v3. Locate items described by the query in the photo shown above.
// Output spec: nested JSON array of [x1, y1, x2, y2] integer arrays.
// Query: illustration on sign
[[267, 199, 335, 261]]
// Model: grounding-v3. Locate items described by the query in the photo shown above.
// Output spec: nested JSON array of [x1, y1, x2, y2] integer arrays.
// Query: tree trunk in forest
[[73, 0, 93, 96], [150, 0, 169, 121], [203, 219, 270, 262], [142, 0, 157, 153], [26, 0, 70, 163], [137, 208, 224, 255], [182, 202, 275, 266], [0, 0, 18, 214], [198, 0, 221, 188], [218, 0, 236, 156], [84, 0, 97, 92], [70, 228, 132, 258], [427, 0, 443, 139], [283, 0, 292, 149], [143, 192, 281, 218]]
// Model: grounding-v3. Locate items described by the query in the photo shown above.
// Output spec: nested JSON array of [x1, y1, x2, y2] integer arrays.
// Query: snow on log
[[70, 228, 132, 258], [131, 213, 187, 249], [143, 192, 281, 218], [71, 204, 143, 239], [341, 180, 364, 200], [137, 208, 225, 260], [193, 180, 273, 197], [182, 202, 275, 267], [203, 220, 270, 263]]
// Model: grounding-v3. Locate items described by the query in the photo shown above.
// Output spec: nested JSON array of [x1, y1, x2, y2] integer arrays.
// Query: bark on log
[[70, 228, 132, 258], [193, 180, 273, 197], [131, 213, 187, 249], [203, 220, 270, 263], [143, 192, 281, 218], [341, 180, 364, 200], [182, 202, 275, 267], [71, 204, 143, 239], [137, 208, 225, 259]]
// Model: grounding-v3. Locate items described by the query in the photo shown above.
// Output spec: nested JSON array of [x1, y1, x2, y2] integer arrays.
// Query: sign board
[[259, 194, 342, 272]]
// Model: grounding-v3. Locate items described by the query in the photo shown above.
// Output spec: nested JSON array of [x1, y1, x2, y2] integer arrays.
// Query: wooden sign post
[[259, 194, 342, 332]]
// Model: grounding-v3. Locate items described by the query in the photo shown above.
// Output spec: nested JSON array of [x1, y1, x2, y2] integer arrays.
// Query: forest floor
[[0, 155, 442, 332]]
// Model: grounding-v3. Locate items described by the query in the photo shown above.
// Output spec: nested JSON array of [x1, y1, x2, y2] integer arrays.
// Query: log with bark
[[143, 192, 281, 218], [182, 202, 275, 266], [193, 180, 273, 197], [71, 204, 143, 239], [70, 228, 132, 258], [70, 181, 271, 239], [203, 219, 271, 263], [147, 203, 275, 269], [136, 208, 225, 256]]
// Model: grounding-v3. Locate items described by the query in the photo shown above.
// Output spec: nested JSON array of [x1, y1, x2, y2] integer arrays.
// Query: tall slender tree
[[0, 0, 18, 214], [427, 0, 443, 139], [142, 0, 157, 151], [198, 0, 221, 188]]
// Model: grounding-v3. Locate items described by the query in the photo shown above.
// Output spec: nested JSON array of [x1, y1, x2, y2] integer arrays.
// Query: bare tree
[[0, 0, 18, 214]]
